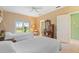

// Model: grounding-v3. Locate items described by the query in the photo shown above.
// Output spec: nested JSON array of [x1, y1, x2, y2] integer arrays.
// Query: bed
[[13, 36, 61, 53], [1, 32, 61, 53]]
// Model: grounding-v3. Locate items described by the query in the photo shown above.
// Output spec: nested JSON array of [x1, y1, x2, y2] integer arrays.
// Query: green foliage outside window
[[16, 20, 30, 33]]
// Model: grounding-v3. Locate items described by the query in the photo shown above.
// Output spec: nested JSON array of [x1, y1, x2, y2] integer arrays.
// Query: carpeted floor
[[60, 40, 79, 53]]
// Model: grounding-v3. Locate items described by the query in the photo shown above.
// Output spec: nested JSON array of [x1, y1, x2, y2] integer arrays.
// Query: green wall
[[71, 13, 79, 40]]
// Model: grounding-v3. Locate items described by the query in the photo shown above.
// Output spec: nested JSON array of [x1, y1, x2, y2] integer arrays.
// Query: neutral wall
[[0, 11, 39, 33]]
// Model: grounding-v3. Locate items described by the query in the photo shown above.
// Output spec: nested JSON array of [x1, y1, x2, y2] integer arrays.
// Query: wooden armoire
[[44, 20, 54, 38]]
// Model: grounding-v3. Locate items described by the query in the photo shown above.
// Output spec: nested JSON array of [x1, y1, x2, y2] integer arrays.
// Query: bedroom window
[[16, 20, 30, 33]]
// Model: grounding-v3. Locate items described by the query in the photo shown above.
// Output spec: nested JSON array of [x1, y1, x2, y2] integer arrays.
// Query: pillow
[[15, 32, 34, 41], [5, 32, 15, 40], [0, 41, 16, 53], [5, 32, 13, 35]]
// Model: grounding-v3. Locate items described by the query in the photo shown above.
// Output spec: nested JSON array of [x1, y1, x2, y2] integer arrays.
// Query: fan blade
[[56, 6, 61, 8]]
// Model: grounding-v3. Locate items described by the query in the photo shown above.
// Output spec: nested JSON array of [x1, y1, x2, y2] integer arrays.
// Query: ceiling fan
[[56, 6, 61, 8], [30, 7, 42, 15], [31, 7, 42, 12]]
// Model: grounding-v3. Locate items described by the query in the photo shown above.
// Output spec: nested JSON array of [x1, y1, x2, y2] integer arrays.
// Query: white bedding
[[14, 36, 60, 53], [0, 41, 16, 53], [14, 32, 34, 41], [5, 32, 34, 41], [1, 32, 61, 53]]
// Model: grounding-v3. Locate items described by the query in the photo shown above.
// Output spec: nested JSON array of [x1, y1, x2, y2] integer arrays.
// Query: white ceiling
[[0, 6, 63, 17]]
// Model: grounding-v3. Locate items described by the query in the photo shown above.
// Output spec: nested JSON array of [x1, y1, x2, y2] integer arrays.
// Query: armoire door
[[57, 14, 70, 42]]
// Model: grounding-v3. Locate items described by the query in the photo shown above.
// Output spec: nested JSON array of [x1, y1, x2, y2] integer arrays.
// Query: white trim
[[68, 14, 71, 41], [69, 11, 79, 15], [40, 20, 45, 36]]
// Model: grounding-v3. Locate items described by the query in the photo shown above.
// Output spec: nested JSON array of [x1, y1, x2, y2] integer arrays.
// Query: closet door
[[57, 15, 70, 42]]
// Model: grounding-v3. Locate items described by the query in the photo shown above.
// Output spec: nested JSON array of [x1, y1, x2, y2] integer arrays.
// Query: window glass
[[16, 20, 30, 33]]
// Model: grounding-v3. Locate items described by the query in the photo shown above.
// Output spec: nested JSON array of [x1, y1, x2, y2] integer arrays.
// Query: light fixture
[[30, 7, 42, 16]]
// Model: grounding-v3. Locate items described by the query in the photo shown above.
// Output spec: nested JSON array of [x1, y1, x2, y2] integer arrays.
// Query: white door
[[57, 14, 70, 42]]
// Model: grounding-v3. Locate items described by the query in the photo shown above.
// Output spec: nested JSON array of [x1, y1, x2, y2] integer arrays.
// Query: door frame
[[40, 20, 45, 36]]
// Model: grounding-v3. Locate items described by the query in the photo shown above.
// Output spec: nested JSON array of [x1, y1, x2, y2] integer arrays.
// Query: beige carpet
[[60, 40, 79, 53]]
